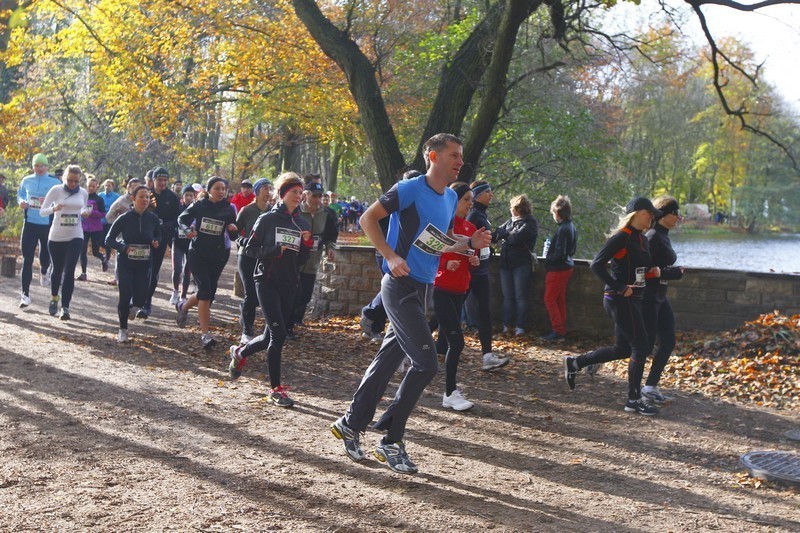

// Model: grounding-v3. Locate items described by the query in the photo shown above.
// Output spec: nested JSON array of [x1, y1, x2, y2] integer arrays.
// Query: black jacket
[[494, 214, 538, 270], [244, 202, 312, 285], [177, 197, 238, 258], [590, 226, 652, 298], [545, 219, 577, 271], [151, 188, 181, 242], [643, 223, 683, 302], [105, 208, 162, 264], [466, 202, 492, 275]]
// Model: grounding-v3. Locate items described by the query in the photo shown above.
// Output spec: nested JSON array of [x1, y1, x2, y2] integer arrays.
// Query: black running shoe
[[624, 398, 659, 416], [563, 356, 577, 390]]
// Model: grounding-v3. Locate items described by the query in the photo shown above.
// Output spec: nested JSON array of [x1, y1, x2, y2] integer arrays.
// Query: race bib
[[634, 267, 647, 288], [199, 217, 224, 236], [60, 214, 79, 227], [479, 247, 490, 260], [413, 223, 456, 256], [310, 235, 321, 252], [276, 227, 301, 252], [28, 196, 44, 209], [177, 225, 188, 239], [128, 244, 151, 260], [453, 233, 475, 257]]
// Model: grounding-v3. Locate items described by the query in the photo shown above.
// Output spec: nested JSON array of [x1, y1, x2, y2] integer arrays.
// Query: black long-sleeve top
[[152, 188, 181, 241], [178, 197, 238, 258], [244, 202, 312, 285], [105, 208, 162, 263], [590, 226, 652, 298], [466, 202, 492, 275], [545, 219, 577, 271], [494, 214, 538, 269], [644, 223, 683, 303]]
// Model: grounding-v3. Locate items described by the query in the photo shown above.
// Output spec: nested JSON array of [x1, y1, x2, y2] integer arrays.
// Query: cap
[[305, 182, 324, 194], [192, 183, 203, 192], [241, 180, 253, 187], [625, 196, 662, 217]]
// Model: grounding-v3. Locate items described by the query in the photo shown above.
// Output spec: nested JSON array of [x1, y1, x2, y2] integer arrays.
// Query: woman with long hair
[[227, 173, 312, 408], [563, 197, 662, 416], [39, 165, 90, 320], [175, 176, 239, 349]]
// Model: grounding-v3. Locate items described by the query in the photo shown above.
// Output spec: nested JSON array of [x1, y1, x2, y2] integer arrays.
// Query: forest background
[[0, 0, 798, 255]]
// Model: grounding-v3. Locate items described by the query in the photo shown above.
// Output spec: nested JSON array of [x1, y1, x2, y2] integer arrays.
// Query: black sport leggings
[[467, 273, 493, 355], [48, 238, 83, 308], [20, 222, 51, 295], [642, 298, 676, 387], [117, 258, 151, 329], [576, 294, 649, 401], [433, 289, 466, 396], [80, 231, 106, 273], [240, 280, 296, 389], [237, 253, 258, 337]]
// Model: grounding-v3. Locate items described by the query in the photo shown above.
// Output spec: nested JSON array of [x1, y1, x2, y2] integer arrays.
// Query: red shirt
[[434, 216, 476, 294], [231, 192, 254, 213]]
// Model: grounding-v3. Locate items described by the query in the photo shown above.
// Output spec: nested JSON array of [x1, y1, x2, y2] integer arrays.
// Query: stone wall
[[310, 245, 800, 337]]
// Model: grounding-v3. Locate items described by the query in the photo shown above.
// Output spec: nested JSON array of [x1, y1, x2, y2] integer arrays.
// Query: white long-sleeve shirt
[[39, 185, 90, 242]]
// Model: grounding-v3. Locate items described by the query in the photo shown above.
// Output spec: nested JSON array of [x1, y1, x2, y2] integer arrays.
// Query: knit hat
[[252, 178, 272, 196], [471, 182, 491, 198], [451, 182, 471, 200], [181, 184, 196, 195], [32, 153, 48, 167], [152, 167, 169, 179]]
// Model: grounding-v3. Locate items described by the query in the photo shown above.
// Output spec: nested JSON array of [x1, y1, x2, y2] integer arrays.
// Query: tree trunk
[[292, 0, 406, 192]]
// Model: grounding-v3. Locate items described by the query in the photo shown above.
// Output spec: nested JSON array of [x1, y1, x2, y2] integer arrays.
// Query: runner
[[227, 173, 312, 408], [38, 165, 90, 320], [105, 186, 161, 342], [465, 179, 509, 369], [141, 167, 180, 318], [106, 177, 141, 287], [77, 175, 108, 280], [175, 176, 239, 349], [433, 182, 481, 411], [641, 196, 685, 404], [98, 178, 121, 266], [16, 153, 60, 308], [330, 133, 491, 474], [563, 196, 662, 416], [288, 181, 338, 337], [234, 178, 273, 344], [230, 179, 255, 213], [169, 185, 196, 305]]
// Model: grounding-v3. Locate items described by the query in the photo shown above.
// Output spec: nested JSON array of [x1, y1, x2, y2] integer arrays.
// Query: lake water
[[669, 232, 800, 275]]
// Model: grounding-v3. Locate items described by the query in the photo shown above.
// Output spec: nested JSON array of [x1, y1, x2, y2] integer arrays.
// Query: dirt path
[[0, 260, 798, 531]]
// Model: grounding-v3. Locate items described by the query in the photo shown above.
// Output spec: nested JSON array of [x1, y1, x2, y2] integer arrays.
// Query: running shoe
[[642, 386, 673, 404], [101, 257, 109, 272], [240, 333, 253, 344], [585, 361, 602, 380], [128, 306, 137, 320], [136, 306, 150, 320], [19, 294, 31, 308], [169, 290, 180, 305], [359, 312, 373, 335], [564, 356, 578, 390], [482, 352, 509, 371], [268, 385, 294, 407], [117, 329, 129, 343], [40, 270, 50, 287], [514, 327, 525, 337], [373, 440, 418, 474], [442, 389, 474, 411], [540, 331, 566, 342], [624, 398, 659, 416], [330, 417, 365, 461], [201, 333, 217, 350], [502, 325, 510, 334], [228, 345, 246, 379], [285, 329, 297, 341], [175, 301, 189, 328], [48, 298, 58, 316], [76, 273, 87, 281], [396, 356, 411, 374], [361, 330, 383, 342], [59, 307, 70, 321]]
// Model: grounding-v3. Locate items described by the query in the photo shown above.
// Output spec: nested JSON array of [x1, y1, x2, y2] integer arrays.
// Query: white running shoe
[[40, 270, 51, 287], [117, 329, 129, 343], [201, 333, 217, 349], [482, 352, 510, 371], [169, 290, 180, 305], [514, 327, 525, 336], [396, 356, 412, 374], [19, 294, 31, 308], [443, 389, 474, 411], [240, 333, 253, 344]]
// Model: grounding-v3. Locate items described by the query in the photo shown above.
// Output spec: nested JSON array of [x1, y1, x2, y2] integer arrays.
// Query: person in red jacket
[[433, 182, 480, 411], [230, 180, 255, 213]]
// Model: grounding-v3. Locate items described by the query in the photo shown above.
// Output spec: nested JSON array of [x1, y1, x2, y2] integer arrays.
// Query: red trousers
[[544, 268, 573, 335]]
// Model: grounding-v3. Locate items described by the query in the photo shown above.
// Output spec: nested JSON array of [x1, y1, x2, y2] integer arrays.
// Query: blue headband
[[471, 183, 491, 197]]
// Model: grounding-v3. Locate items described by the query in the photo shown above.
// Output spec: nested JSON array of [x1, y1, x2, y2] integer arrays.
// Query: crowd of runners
[[12, 134, 684, 474]]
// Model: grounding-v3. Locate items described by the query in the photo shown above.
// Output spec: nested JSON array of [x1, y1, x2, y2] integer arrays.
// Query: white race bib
[[276, 227, 301, 251], [128, 244, 151, 260], [310, 235, 320, 252], [413, 223, 456, 256], [28, 196, 44, 209], [60, 214, 79, 227], [634, 267, 647, 287], [479, 247, 490, 260], [453, 233, 475, 257], [177, 225, 188, 239], [199, 217, 224, 236]]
